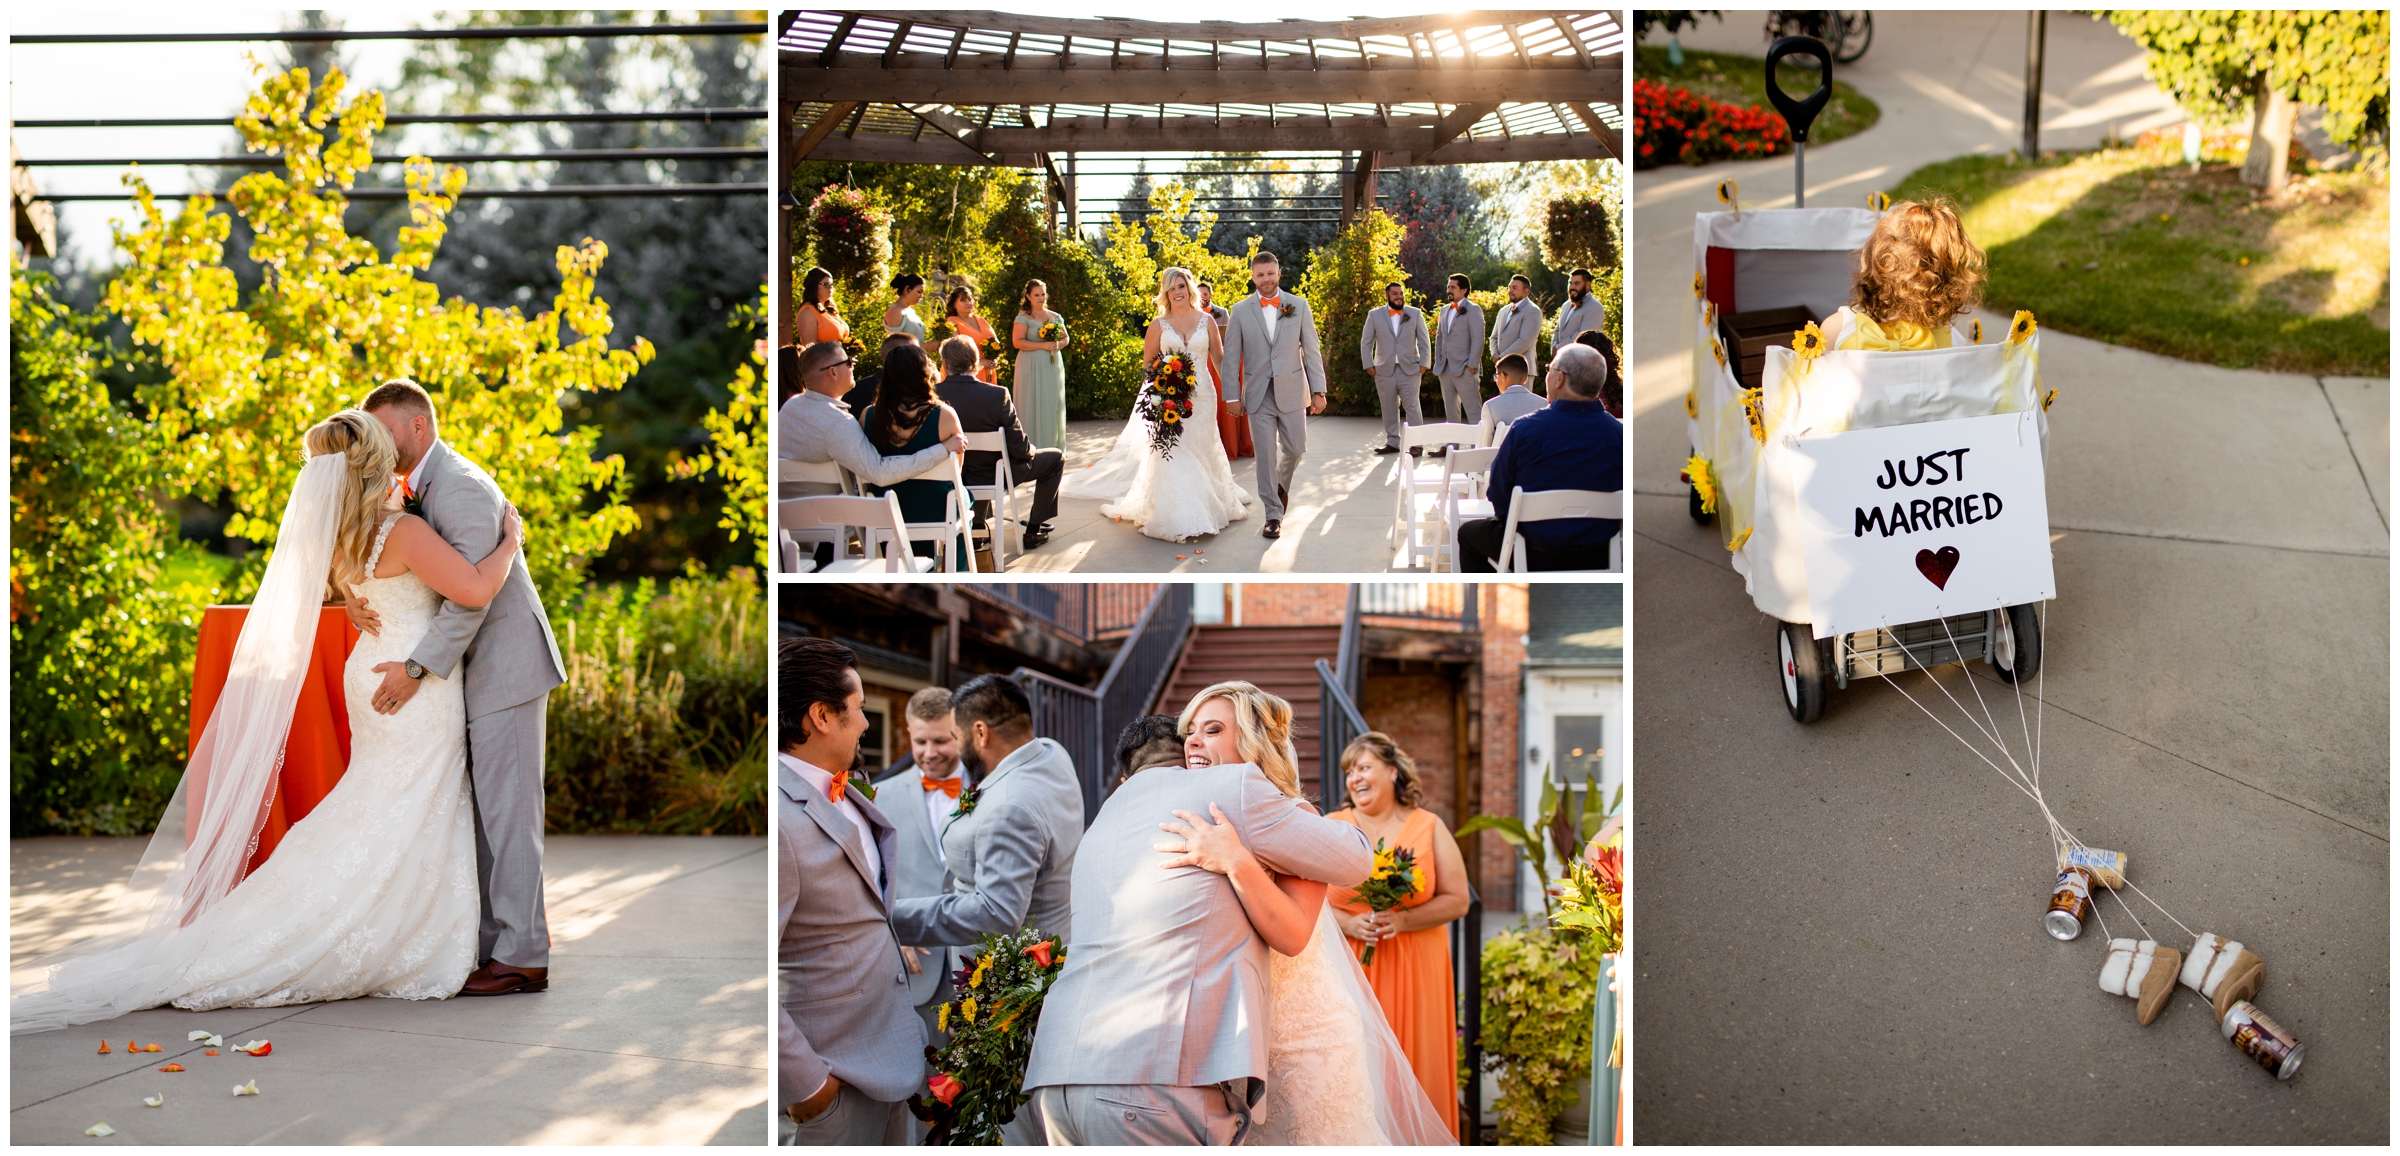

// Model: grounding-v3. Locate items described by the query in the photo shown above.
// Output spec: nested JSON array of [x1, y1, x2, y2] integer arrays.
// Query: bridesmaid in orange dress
[[942, 285, 1000, 384], [1197, 279, 1253, 458], [1326, 732, 1473, 1139], [791, 266, 851, 351]]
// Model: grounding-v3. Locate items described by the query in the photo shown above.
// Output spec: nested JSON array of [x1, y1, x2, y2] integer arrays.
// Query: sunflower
[[1710, 338, 1727, 369], [1867, 190, 1891, 213], [1791, 321, 1828, 361], [2043, 387, 2058, 411], [1970, 318, 1983, 344], [1728, 527, 1753, 551], [1716, 179, 1738, 206], [1741, 388, 1766, 443], [1684, 455, 1717, 514], [1161, 409, 1179, 424], [1684, 390, 1698, 419], [2010, 310, 2037, 343], [1692, 270, 1706, 300], [960, 996, 978, 1025]]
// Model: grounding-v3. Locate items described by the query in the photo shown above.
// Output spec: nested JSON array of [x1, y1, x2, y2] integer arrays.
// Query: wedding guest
[[884, 687, 971, 1143], [793, 266, 850, 351], [1488, 274, 1543, 380], [1819, 197, 1984, 351], [777, 637, 923, 1145], [883, 273, 928, 343], [842, 333, 920, 417], [1111, 714, 1186, 788], [1430, 273, 1486, 432], [1326, 732, 1473, 1140], [777, 344, 806, 409], [860, 344, 968, 562], [1552, 268, 1606, 363], [1360, 281, 1430, 455], [778, 340, 965, 499], [1197, 280, 1253, 459], [1574, 330, 1627, 418], [934, 334, 1064, 551], [1456, 343, 1622, 572], [1480, 354, 1547, 443], [1011, 279, 1070, 451], [940, 285, 1000, 384]]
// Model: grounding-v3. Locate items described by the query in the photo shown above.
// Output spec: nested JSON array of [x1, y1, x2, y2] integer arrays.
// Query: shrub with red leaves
[[1634, 78, 1793, 169]]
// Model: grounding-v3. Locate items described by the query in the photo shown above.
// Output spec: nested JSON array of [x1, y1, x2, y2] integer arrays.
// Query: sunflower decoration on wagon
[[910, 927, 1068, 1145], [1138, 349, 1199, 458]]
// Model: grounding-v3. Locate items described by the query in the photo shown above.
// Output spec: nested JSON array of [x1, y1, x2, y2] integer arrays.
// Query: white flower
[[85, 1123, 116, 1136], [232, 1080, 260, 1096], [143, 1095, 164, 1108], [187, 1030, 213, 1042]]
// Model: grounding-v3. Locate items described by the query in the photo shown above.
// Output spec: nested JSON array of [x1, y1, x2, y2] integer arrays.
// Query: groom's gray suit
[[1218, 292, 1328, 521], [406, 439, 566, 970], [1022, 762, 1373, 1145]]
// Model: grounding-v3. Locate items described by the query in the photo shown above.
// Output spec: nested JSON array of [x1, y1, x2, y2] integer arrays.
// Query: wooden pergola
[[776, 10, 1625, 236]]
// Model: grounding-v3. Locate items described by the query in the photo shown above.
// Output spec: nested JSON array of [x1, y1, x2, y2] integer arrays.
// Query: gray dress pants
[[1438, 370, 1483, 425], [1034, 1082, 1250, 1146], [467, 696, 550, 969], [1376, 369, 1425, 447], [782, 1084, 910, 1145]]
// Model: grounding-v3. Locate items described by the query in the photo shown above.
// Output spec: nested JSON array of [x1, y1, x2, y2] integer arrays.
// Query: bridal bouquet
[[1037, 320, 1065, 344], [1136, 352, 1199, 459], [1349, 838, 1425, 966], [910, 927, 1067, 1145]]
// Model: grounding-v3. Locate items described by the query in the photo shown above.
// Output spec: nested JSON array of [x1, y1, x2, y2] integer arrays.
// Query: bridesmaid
[[942, 285, 1000, 384], [1011, 279, 1069, 450], [1326, 732, 1472, 1139], [791, 266, 849, 350], [1197, 279, 1253, 459], [884, 273, 929, 344]]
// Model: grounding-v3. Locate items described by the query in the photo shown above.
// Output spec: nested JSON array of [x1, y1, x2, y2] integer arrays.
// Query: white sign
[[1786, 410, 2054, 639]]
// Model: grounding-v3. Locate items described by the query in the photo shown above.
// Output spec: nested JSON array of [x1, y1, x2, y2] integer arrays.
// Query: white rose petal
[[206, 1035, 223, 1047], [187, 1031, 213, 1042], [236, 1040, 268, 1054], [232, 1080, 259, 1097], [143, 1095, 164, 1108], [85, 1123, 116, 1136]]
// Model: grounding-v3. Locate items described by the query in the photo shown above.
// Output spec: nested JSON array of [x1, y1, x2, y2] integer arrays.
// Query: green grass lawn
[[1635, 45, 1880, 149], [1891, 146, 2390, 375]]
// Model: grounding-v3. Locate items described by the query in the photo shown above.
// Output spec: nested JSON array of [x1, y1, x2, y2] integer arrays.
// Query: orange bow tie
[[924, 774, 964, 799], [1261, 295, 1279, 306], [827, 769, 852, 804], [1389, 307, 1405, 316]]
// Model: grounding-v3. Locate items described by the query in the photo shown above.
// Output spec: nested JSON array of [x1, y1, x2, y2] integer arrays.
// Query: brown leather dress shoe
[[461, 961, 549, 996], [1261, 518, 1282, 540]]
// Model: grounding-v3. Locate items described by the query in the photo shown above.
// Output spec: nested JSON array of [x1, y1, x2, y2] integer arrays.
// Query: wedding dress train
[[1251, 906, 1456, 1145], [1059, 314, 1250, 541]]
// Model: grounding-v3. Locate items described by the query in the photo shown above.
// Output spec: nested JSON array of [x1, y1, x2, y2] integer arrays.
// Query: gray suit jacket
[[1554, 294, 1608, 355], [778, 759, 925, 1107], [1360, 305, 1431, 376], [1434, 300, 1487, 377], [891, 737, 1083, 950], [1022, 763, 1374, 1094], [1219, 293, 1328, 415], [404, 441, 564, 719], [884, 765, 963, 1009], [1489, 297, 1545, 379]]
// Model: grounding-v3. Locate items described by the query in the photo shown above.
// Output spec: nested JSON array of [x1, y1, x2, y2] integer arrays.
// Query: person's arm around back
[[1235, 771, 1372, 886], [828, 405, 962, 488]]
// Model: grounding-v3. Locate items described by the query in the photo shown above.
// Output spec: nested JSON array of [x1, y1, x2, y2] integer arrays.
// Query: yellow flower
[[1729, 527, 1753, 551], [969, 956, 991, 989], [1411, 866, 1427, 893], [1684, 391, 1698, 419], [1970, 318, 1983, 344], [960, 996, 978, 1025], [1161, 409, 1179, 424], [2009, 310, 2037, 343], [1710, 338, 1727, 369], [1741, 389, 1766, 444], [1867, 190, 1891, 213], [1715, 179, 1738, 206], [937, 1002, 951, 1032], [1684, 456, 1717, 514], [2043, 387, 2058, 411], [1791, 321, 1828, 361], [1692, 270, 1706, 300]]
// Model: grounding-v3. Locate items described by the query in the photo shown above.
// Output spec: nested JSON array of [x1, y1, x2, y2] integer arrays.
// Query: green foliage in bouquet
[[912, 927, 1068, 1145], [1350, 837, 1425, 966], [1479, 924, 1607, 1145], [1294, 208, 1408, 417], [1458, 767, 1618, 918]]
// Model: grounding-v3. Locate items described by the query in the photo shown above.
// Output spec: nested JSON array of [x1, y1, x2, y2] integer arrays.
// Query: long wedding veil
[[12, 453, 348, 1033], [1311, 904, 1462, 1146]]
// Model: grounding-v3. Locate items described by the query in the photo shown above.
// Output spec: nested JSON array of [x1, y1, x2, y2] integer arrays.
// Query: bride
[[1060, 266, 1250, 541], [12, 410, 524, 1033], [1159, 683, 1455, 1146]]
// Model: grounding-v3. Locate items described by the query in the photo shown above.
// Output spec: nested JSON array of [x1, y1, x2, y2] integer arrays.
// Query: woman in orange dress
[[1327, 732, 1473, 1139], [791, 266, 850, 349], [941, 285, 1000, 384], [1197, 279, 1254, 458]]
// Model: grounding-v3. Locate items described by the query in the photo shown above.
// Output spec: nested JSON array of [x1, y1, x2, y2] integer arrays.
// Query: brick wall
[[1231, 583, 1350, 626], [1478, 583, 1529, 912], [1359, 667, 1461, 830]]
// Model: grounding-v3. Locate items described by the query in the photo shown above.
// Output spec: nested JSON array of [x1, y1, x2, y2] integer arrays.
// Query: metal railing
[[1358, 581, 1479, 630], [979, 583, 1158, 642], [1335, 584, 1364, 701], [1314, 657, 1370, 815], [1010, 584, 1191, 823], [1452, 888, 1485, 1144]]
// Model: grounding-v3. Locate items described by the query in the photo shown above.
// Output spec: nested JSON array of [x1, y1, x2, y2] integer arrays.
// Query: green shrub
[[1480, 923, 1606, 1145], [1294, 209, 1410, 417]]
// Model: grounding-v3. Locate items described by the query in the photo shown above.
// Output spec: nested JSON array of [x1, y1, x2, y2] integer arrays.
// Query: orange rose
[[1022, 939, 1055, 968], [928, 1072, 965, 1106]]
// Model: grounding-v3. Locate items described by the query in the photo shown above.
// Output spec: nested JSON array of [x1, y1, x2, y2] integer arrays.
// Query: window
[[859, 696, 892, 770], [1193, 582, 1226, 625], [1553, 714, 1604, 787]]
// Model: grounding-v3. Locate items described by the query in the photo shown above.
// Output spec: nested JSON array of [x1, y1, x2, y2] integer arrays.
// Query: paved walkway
[[1630, 14, 2388, 1144], [11, 836, 768, 1146]]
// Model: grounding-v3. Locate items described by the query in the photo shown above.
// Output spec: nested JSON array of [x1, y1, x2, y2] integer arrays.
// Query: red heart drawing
[[1916, 546, 1960, 589]]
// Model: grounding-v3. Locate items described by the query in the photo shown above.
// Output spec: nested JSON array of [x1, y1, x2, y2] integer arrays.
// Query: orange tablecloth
[[189, 606, 361, 876]]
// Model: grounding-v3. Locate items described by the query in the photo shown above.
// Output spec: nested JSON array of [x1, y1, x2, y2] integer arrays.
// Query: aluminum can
[[2221, 1000, 2304, 1080], [2044, 867, 2094, 941]]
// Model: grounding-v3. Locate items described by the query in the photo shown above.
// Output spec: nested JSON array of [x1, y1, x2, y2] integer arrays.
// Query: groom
[[1022, 756, 1371, 1144], [354, 379, 566, 997], [1218, 251, 1328, 540]]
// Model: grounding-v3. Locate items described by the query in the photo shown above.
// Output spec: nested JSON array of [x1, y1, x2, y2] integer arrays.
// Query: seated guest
[[1574, 330, 1626, 418], [931, 334, 1064, 550], [776, 343, 805, 410], [843, 333, 920, 418], [778, 340, 965, 500], [1111, 714, 1187, 789], [860, 344, 969, 562], [1480, 353, 1546, 443], [1457, 343, 1622, 572]]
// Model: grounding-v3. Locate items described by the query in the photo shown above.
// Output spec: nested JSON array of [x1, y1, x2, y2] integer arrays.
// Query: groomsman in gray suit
[[1218, 251, 1329, 540], [1552, 267, 1608, 363], [1024, 759, 1373, 1144], [882, 687, 971, 1143], [777, 638, 923, 1145], [1359, 281, 1431, 455], [356, 380, 563, 997], [1431, 273, 1487, 429], [1488, 274, 1544, 382]]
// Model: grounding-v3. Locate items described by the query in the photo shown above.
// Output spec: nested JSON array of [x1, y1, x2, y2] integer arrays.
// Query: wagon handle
[[1764, 35, 1832, 206]]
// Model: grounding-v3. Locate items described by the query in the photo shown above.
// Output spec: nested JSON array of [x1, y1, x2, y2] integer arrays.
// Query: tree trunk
[[2242, 74, 2296, 193]]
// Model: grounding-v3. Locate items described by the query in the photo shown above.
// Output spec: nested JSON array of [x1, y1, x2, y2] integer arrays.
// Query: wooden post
[[2021, 11, 2046, 160], [1062, 153, 1080, 239], [777, 109, 796, 346]]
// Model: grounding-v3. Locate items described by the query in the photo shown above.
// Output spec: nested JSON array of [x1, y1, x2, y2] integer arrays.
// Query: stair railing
[[1012, 583, 1192, 826], [1314, 657, 1369, 815]]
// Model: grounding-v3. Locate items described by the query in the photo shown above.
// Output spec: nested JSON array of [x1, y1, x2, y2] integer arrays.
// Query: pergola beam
[[1564, 101, 1624, 160], [782, 53, 1621, 106], [793, 117, 1615, 166], [1413, 102, 1498, 164], [798, 11, 1593, 46], [790, 100, 861, 160]]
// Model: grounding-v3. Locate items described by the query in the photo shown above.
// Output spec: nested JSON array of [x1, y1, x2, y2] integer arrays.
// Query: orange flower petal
[[159, 1064, 186, 1072], [204, 1050, 220, 1056], [98, 1040, 112, 1054]]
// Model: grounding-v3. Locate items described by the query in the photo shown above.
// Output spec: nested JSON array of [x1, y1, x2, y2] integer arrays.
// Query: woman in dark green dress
[[861, 343, 966, 564]]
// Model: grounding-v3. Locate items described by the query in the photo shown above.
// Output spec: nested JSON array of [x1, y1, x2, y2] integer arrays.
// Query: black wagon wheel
[[1778, 620, 1831, 723], [1991, 602, 2043, 684], [1833, 11, 1873, 62]]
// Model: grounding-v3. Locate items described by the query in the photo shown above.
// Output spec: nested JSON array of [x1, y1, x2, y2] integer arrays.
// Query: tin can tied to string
[[2057, 844, 2128, 889], [2221, 1001, 2304, 1080], [2043, 866, 2096, 941]]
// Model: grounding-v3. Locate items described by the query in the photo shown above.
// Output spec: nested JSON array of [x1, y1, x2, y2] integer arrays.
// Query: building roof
[[1525, 583, 1621, 668]]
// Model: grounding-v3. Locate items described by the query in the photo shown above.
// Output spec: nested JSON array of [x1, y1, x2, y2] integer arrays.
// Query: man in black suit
[[842, 333, 919, 419], [932, 335, 1063, 550]]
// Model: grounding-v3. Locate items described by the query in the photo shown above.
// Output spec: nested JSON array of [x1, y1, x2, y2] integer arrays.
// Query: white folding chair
[[778, 493, 935, 574], [1390, 421, 1487, 568], [960, 430, 1016, 573], [878, 453, 978, 573], [777, 457, 856, 493], [1430, 444, 1502, 574], [1497, 485, 1625, 573]]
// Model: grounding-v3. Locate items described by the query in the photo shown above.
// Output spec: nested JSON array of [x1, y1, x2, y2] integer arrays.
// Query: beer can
[[2044, 867, 2095, 941], [2221, 1000, 2304, 1080], [2058, 844, 2128, 889]]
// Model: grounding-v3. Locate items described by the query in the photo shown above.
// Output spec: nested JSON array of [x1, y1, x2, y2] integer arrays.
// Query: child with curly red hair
[[1821, 196, 1987, 351]]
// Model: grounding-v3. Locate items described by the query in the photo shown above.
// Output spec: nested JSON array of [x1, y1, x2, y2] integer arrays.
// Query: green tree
[[2102, 11, 2390, 191], [682, 284, 769, 570], [1293, 209, 1409, 416]]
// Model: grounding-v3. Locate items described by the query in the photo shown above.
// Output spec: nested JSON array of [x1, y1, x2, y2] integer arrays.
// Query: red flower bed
[[1633, 78, 1793, 169]]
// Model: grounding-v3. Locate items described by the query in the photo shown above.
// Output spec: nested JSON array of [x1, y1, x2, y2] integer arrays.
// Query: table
[[189, 605, 361, 874]]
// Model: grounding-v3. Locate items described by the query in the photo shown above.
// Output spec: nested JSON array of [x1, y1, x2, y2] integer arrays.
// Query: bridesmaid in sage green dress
[[883, 272, 929, 343], [1012, 278, 1070, 450]]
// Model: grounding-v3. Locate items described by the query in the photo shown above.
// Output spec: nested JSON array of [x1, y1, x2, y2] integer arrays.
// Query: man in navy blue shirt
[[1458, 343, 1622, 571]]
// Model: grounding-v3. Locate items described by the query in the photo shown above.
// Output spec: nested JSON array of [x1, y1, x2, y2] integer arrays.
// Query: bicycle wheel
[[1834, 11, 1872, 62]]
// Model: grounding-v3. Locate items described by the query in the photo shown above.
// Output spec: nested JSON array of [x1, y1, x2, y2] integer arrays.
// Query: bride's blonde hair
[[1153, 266, 1196, 321], [1178, 680, 1302, 799], [304, 410, 399, 593]]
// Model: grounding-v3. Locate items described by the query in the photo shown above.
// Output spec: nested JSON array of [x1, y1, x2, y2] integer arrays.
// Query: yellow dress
[[1832, 306, 1954, 351]]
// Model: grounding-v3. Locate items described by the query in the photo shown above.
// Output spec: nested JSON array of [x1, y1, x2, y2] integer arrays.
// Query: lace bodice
[[1160, 311, 1214, 358], [1253, 912, 1383, 1145], [352, 514, 442, 663]]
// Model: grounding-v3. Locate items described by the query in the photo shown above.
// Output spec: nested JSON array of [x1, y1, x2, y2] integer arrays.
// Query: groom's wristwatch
[[404, 660, 427, 680]]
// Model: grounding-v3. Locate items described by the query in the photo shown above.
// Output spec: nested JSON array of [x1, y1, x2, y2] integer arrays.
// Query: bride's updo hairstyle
[[1153, 266, 1196, 320], [304, 410, 400, 592], [1179, 680, 1302, 799]]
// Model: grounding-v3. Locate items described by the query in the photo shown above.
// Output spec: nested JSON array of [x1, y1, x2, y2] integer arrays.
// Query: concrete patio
[[10, 835, 768, 1146]]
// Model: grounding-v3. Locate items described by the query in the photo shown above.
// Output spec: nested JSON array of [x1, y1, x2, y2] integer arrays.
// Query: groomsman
[[883, 687, 971, 1143], [1551, 267, 1607, 363], [1359, 281, 1431, 455], [1430, 273, 1486, 429], [1489, 274, 1544, 382], [778, 638, 923, 1145]]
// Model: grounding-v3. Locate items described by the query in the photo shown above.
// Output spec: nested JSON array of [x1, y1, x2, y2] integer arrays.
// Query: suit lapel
[[783, 760, 888, 911]]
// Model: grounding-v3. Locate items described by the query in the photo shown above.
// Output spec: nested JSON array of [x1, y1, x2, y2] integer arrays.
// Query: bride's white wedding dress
[[1060, 313, 1250, 541], [1251, 906, 1455, 1146], [12, 510, 478, 1032]]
